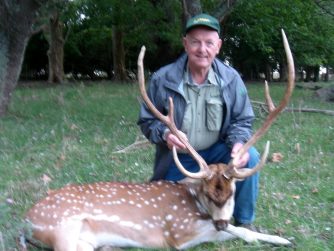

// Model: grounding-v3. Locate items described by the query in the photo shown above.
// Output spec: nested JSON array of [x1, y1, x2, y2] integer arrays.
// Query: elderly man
[[138, 13, 260, 230]]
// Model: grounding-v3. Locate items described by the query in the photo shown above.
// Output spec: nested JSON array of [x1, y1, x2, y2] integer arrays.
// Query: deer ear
[[222, 168, 235, 180], [222, 170, 244, 181]]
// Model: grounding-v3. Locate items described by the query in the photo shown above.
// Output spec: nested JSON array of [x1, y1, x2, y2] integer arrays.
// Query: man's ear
[[182, 37, 188, 52], [216, 39, 223, 54]]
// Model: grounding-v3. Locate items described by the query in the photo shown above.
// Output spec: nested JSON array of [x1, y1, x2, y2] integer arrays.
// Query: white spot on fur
[[119, 221, 142, 230], [93, 209, 103, 214], [165, 215, 173, 221]]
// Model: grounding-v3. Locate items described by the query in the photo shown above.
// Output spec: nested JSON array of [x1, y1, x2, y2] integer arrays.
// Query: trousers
[[165, 140, 260, 224]]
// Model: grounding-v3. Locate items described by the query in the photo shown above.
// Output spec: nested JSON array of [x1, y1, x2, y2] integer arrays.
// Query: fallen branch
[[251, 100, 334, 116], [0, 232, 5, 251], [113, 137, 151, 154]]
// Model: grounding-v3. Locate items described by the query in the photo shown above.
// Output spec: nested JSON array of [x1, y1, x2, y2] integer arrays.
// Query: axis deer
[[23, 30, 294, 250]]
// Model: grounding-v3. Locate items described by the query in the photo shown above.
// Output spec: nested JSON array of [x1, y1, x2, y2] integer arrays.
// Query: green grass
[[0, 80, 333, 250]]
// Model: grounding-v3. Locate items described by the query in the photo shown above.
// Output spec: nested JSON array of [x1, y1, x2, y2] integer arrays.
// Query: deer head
[[137, 29, 295, 230]]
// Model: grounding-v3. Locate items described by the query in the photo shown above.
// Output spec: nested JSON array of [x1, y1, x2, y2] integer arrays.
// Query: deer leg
[[97, 247, 124, 251], [176, 221, 236, 249], [52, 220, 88, 251], [76, 240, 94, 251], [225, 224, 291, 245]]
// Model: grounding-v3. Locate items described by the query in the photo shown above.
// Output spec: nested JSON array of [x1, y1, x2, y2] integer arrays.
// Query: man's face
[[183, 27, 222, 71]]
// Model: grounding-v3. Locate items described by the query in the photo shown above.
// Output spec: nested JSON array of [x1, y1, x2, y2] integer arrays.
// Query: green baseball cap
[[185, 13, 220, 34]]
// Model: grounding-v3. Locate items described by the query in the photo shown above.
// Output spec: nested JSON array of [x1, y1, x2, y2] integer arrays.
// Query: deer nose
[[213, 220, 229, 231]]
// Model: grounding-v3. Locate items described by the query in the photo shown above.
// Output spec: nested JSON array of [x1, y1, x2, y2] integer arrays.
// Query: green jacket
[[137, 54, 254, 181]]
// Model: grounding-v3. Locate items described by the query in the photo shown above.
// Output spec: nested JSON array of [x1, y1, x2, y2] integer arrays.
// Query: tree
[[47, 10, 65, 83], [0, 0, 47, 117], [223, 0, 334, 81], [181, 0, 202, 28], [63, 0, 182, 77], [181, 0, 238, 32], [13, 0, 334, 86], [20, 1, 70, 82], [111, 0, 128, 81], [36, 1, 71, 83]]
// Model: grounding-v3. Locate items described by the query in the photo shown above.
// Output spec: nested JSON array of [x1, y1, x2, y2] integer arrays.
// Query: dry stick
[[113, 138, 151, 153], [252, 100, 334, 116], [0, 232, 5, 251]]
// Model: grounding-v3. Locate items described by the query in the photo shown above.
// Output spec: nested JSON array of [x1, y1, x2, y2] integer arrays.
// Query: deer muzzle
[[213, 219, 229, 231]]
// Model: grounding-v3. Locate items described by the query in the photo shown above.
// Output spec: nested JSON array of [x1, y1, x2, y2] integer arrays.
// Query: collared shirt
[[180, 66, 224, 151]]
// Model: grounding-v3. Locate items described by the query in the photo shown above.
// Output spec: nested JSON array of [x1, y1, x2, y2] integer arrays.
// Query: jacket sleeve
[[137, 73, 169, 145], [225, 73, 255, 147]]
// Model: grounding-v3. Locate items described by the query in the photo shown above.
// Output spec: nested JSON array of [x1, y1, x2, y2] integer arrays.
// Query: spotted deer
[[23, 30, 294, 250]]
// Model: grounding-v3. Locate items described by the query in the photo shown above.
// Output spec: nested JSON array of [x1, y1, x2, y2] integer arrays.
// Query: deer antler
[[137, 46, 211, 179], [226, 29, 295, 179]]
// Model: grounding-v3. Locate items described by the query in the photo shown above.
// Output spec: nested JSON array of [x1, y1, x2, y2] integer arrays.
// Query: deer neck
[[184, 182, 210, 219]]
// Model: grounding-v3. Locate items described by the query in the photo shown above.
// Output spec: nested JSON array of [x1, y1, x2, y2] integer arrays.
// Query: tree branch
[[64, 24, 71, 44], [2, 0, 10, 12], [113, 138, 151, 154], [252, 100, 334, 116], [213, 0, 238, 22], [314, 0, 334, 17], [30, 23, 48, 36]]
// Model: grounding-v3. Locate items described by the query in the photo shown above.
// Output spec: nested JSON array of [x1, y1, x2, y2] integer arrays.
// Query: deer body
[[26, 179, 232, 250], [27, 181, 210, 250], [26, 178, 290, 251]]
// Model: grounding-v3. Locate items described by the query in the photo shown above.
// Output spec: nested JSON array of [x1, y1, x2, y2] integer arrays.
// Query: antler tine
[[137, 46, 211, 179], [226, 141, 270, 179], [264, 81, 275, 112], [138, 46, 174, 129], [229, 29, 295, 171]]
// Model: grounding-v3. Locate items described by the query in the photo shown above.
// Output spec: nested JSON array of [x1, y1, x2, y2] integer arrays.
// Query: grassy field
[[0, 80, 333, 250]]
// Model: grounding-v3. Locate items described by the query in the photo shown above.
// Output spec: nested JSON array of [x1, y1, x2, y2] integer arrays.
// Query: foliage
[[0, 81, 333, 250], [64, 0, 182, 74], [21, 0, 334, 80], [223, 0, 334, 78]]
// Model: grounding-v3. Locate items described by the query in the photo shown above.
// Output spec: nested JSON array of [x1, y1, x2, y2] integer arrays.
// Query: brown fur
[[202, 164, 233, 208]]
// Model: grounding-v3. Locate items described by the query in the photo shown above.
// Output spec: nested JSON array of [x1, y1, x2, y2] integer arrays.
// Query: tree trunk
[[48, 11, 64, 83], [265, 63, 272, 82], [305, 66, 312, 82], [313, 66, 319, 82], [181, 0, 202, 30], [213, 0, 238, 23], [112, 24, 127, 82], [0, 0, 46, 117], [325, 65, 329, 81], [279, 62, 287, 81], [300, 67, 305, 81]]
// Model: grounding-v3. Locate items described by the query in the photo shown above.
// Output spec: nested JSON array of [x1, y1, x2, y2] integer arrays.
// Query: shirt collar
[[184, 65, 218, 87]]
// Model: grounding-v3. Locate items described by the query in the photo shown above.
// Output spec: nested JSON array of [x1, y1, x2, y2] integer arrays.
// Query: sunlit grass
[[0, 81, 333, 250]]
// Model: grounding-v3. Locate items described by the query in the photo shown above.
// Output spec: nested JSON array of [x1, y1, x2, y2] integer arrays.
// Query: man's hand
[[165, 130, 188, 150], [231, 142, 250, 168]]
